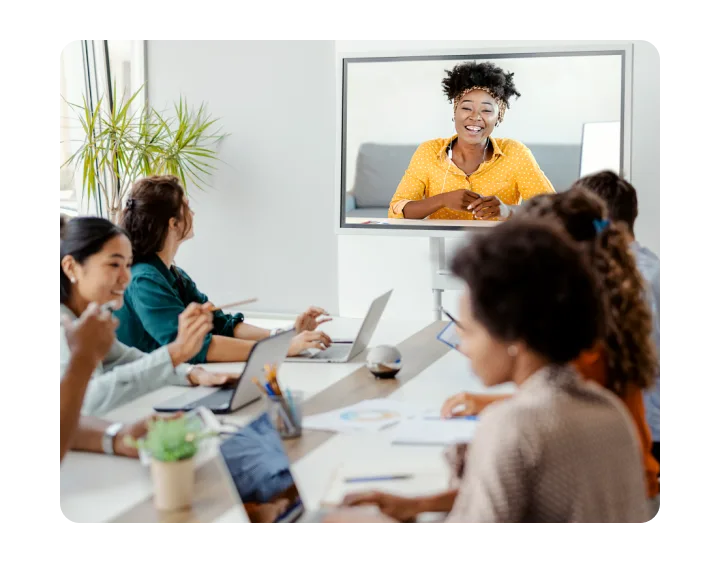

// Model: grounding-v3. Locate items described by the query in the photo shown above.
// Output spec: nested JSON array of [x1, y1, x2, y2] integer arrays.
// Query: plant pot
[[149, 457, 195, 512]]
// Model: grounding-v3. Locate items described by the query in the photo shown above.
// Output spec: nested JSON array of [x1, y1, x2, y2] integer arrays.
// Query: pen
[[211, 298, 258, 311], [423, 415, 478, 421], [344, 474, 413, 483], [101, 300, 119, 313], [440, 308, 459, 326], [285, 387, 297, 422]]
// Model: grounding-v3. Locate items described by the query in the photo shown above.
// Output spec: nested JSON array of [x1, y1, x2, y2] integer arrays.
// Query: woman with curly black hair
[[324, 219, 648, 522], [441, 188, 660, 507], [388, 61, 555, 221]]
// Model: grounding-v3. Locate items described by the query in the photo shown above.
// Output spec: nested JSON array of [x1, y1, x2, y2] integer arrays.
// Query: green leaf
[[62, 86, 226, 212], [136, 414, 212, 462]]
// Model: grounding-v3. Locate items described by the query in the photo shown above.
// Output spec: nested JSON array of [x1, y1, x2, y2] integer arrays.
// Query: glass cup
[[265, 391, 303, 439]]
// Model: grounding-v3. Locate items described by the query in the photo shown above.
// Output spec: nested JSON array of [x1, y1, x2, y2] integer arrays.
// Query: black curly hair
[[441, 61, 521, 109], [451, 218, 603, 365]]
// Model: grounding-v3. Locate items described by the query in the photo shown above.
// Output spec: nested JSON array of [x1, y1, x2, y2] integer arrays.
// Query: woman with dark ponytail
[[60, 216, 237, 416]]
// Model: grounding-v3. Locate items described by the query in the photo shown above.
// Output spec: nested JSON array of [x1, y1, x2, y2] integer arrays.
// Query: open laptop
[[286, 289, 393, 363], [216, 412, 327, 523], [153, 330, 295, 414]]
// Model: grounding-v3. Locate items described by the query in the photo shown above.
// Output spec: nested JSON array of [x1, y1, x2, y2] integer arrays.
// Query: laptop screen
[[218, 412, 304, 523]]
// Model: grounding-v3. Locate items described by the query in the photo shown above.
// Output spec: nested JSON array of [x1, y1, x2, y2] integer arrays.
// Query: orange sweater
[[575, 348, 660, 498]]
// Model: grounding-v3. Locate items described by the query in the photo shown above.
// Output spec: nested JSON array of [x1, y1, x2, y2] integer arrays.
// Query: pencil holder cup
[[265, 391, 304, 439]]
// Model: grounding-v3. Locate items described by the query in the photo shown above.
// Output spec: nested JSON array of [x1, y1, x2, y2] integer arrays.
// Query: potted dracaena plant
[[61, 84, 226, 224], [125, 414, 216, 512]]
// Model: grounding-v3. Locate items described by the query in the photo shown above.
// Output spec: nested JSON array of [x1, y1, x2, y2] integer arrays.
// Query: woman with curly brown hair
[[387, 61, 555, 221], [441, 187, 660, 503]]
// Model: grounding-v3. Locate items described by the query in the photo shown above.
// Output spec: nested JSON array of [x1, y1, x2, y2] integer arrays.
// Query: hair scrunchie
[[592, 218, 610, 234]]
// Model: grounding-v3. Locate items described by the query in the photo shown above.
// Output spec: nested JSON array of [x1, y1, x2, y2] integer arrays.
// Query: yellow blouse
[[388, 136, 555, 220]]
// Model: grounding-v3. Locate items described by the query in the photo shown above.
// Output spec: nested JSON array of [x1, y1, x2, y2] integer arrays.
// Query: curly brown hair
[[520, 188, 657, 395]]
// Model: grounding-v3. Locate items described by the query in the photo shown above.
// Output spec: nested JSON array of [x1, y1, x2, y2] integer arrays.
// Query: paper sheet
[[320, 460, 450, 506], [303, 399, 427, 433], [436, 321, 461, 350], [391, 416, 478, 446]]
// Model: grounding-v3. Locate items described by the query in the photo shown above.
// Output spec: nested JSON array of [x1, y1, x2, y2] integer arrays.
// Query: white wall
[[147, 41, 339, 316], [143, 40, 658, 322], [336, 41, 660, 320]]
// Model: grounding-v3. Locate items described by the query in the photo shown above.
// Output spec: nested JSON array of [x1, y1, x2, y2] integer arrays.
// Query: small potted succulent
[[125, 415, 215, 512]]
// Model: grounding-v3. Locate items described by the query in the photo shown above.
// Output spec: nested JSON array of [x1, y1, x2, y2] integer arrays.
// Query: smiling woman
[[59, 216, 237, 416], [388, 61, 555, 221]]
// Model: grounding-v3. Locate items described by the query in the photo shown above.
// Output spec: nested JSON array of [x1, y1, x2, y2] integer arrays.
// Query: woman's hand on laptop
[[288, 330, 332, 356], [187, 368, 238, 387], [294, 306, 332, 333]]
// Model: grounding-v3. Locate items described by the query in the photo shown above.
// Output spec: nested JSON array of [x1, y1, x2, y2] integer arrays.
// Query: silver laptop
[[153, 330, 295, 414], [216, 412, 328, 523], [286, 289, 393, 363]]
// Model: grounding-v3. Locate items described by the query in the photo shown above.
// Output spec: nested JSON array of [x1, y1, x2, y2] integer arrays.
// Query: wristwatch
[[102, 422, 124, 455], [185, 364, 197, 386]]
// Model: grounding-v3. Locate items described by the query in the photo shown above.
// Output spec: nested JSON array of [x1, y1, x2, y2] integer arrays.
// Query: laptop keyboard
[[313, 344, 352, 360], [165, 389, 232, 410], [187, 389, 232, 409]]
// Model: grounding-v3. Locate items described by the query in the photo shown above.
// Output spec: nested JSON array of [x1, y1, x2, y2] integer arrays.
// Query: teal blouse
[[115, 255, 245, 364]]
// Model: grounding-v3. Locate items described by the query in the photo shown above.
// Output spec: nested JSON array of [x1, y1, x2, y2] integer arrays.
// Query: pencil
[[265, 364, 281, 395], [212, 298, 258, 311]]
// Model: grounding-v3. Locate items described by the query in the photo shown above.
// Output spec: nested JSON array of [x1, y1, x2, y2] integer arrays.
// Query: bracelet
[[185, 364, 197, 386]]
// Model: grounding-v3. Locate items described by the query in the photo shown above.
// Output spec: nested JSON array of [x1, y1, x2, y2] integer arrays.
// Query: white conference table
[[60, 317, 515, 523]]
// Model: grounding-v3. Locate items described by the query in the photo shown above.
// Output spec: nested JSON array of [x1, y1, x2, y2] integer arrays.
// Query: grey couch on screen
[[345, 142, 581, 219]]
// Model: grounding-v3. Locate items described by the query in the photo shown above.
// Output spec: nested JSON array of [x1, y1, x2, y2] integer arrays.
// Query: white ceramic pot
[[149, 457, 195, 512]]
